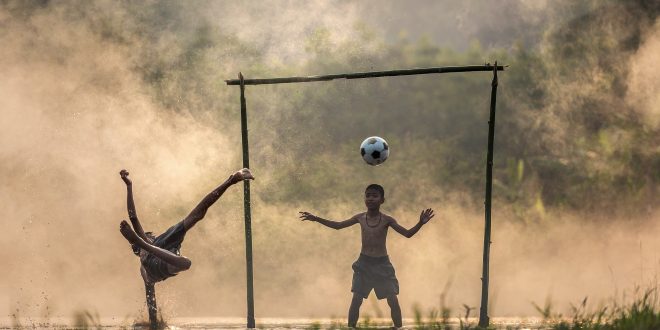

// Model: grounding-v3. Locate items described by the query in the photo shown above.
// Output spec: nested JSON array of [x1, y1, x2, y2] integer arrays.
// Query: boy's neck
[[366, 208, 380, 217]]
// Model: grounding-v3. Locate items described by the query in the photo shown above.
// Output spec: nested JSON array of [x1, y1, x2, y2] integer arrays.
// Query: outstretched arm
[[120, 169, 150, 243], [299, 211, 359, 230], [389, 208, 435, 238]]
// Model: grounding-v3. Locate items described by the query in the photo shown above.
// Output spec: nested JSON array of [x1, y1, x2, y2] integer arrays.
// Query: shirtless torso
[[357, 212, 391, 257]]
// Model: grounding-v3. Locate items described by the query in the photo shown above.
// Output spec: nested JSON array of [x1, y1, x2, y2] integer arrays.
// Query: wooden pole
[[479, 62, 499, 328], [239, 72, 256, 328], [226, 65, 505, 86], [227, 64, 505, 329], [145, 282, 158, 330]]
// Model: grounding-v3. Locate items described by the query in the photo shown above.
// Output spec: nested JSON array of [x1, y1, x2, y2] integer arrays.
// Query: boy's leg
[[348, 293, 363, 328], [386, 295, 402, 328], [182, 168, 254, 231], [144, 280, 158, 327], [120, 220, 191, 270]]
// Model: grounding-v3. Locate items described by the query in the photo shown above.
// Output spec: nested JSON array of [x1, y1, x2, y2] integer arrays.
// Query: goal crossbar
[[226, 65, 505, 86]]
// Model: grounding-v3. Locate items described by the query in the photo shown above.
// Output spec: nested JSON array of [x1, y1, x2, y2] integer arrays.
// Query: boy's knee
[[351, 294, 363, 306], [172, 257, 192, 272], [386, 296, 399, 308], [181, 258, 192, 271]]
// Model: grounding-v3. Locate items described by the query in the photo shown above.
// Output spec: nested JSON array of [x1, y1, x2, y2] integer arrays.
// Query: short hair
[[365, 184, 385, 198], [131, 232, 156, 256]]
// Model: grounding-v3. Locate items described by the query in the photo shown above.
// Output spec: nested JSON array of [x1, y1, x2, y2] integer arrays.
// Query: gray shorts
[[351, 254, 399, 299], [142, 221, 187, 282]]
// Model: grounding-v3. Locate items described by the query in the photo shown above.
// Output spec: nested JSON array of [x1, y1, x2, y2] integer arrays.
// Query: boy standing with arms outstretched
[[299, 184, 435, 328]]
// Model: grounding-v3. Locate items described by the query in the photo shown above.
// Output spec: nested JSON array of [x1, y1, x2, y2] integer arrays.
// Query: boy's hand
[[419, 208, 435, 224], [299, 211, 317, 222], [120, 169, 132, 186]]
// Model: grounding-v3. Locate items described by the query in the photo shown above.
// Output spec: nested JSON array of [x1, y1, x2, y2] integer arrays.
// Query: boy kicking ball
[[118, 168, 254, 284], [299, 184, 434, 328]]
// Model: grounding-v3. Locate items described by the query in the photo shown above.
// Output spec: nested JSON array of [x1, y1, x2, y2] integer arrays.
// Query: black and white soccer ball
[[360, 136, 389, 166]]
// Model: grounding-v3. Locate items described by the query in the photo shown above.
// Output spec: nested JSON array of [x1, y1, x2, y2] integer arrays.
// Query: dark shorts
[[142, 221, 187, 283], [351, 254, 399, 300]]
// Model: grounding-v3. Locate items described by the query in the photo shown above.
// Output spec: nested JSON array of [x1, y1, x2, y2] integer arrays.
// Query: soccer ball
[[360, 136, 389, 166]]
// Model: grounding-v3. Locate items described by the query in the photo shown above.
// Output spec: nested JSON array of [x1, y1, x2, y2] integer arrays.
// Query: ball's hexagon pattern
[[359, 136, 390, 166]]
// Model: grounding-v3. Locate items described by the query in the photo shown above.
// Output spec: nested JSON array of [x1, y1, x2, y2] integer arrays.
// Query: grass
[[8, 288, 659, 329], [301, 288, 659, 329], [302, 304, 479, 329], [534, 287, 660, 330]]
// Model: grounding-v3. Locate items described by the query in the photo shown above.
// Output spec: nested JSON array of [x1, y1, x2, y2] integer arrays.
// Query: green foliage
[[608, 289, 660, 330], [533, 288, 660, 330], [6, 0, 657, 218], [247, 0, 659, 217]]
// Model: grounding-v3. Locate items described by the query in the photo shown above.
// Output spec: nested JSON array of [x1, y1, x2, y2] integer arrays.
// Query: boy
[[118, 168, 254, 284], [299, 184, 434, 328]]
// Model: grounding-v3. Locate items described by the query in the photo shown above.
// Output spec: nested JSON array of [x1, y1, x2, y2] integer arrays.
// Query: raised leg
[[120, 220, 191, 270], [182, 168, 254, 231], [387, 295, 402, 328], [348, 293, 363, 328]]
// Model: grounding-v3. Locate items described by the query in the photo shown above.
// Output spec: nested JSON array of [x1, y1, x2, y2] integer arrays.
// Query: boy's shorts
[[142, 221, 187, 283], [351, 253, 399, 299]]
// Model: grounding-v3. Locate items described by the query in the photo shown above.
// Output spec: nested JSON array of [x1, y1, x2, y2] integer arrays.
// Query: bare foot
[[231, 168, 255, 183], [120, 220, 144, 247]]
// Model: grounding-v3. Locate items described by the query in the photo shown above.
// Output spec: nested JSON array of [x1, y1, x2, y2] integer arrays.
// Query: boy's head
[[364, 184, 385, 209]]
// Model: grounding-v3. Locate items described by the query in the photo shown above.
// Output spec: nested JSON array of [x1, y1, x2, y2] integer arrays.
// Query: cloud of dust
[[204, 0, 363, 63], [0, 0, 240, 321], [1, 0, 659, 325], [627, 19, 660, 128]]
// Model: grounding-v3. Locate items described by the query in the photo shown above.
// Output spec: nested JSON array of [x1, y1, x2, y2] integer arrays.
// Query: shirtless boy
[[118, 168, 254, 284], [299, 184, 435, 328]]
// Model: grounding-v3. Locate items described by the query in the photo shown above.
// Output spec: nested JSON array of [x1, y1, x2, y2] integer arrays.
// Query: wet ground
[[2, 317, 548, 329]]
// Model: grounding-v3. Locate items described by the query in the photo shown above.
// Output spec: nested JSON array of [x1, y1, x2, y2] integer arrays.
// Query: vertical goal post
[[225, 64, 504, 328]]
